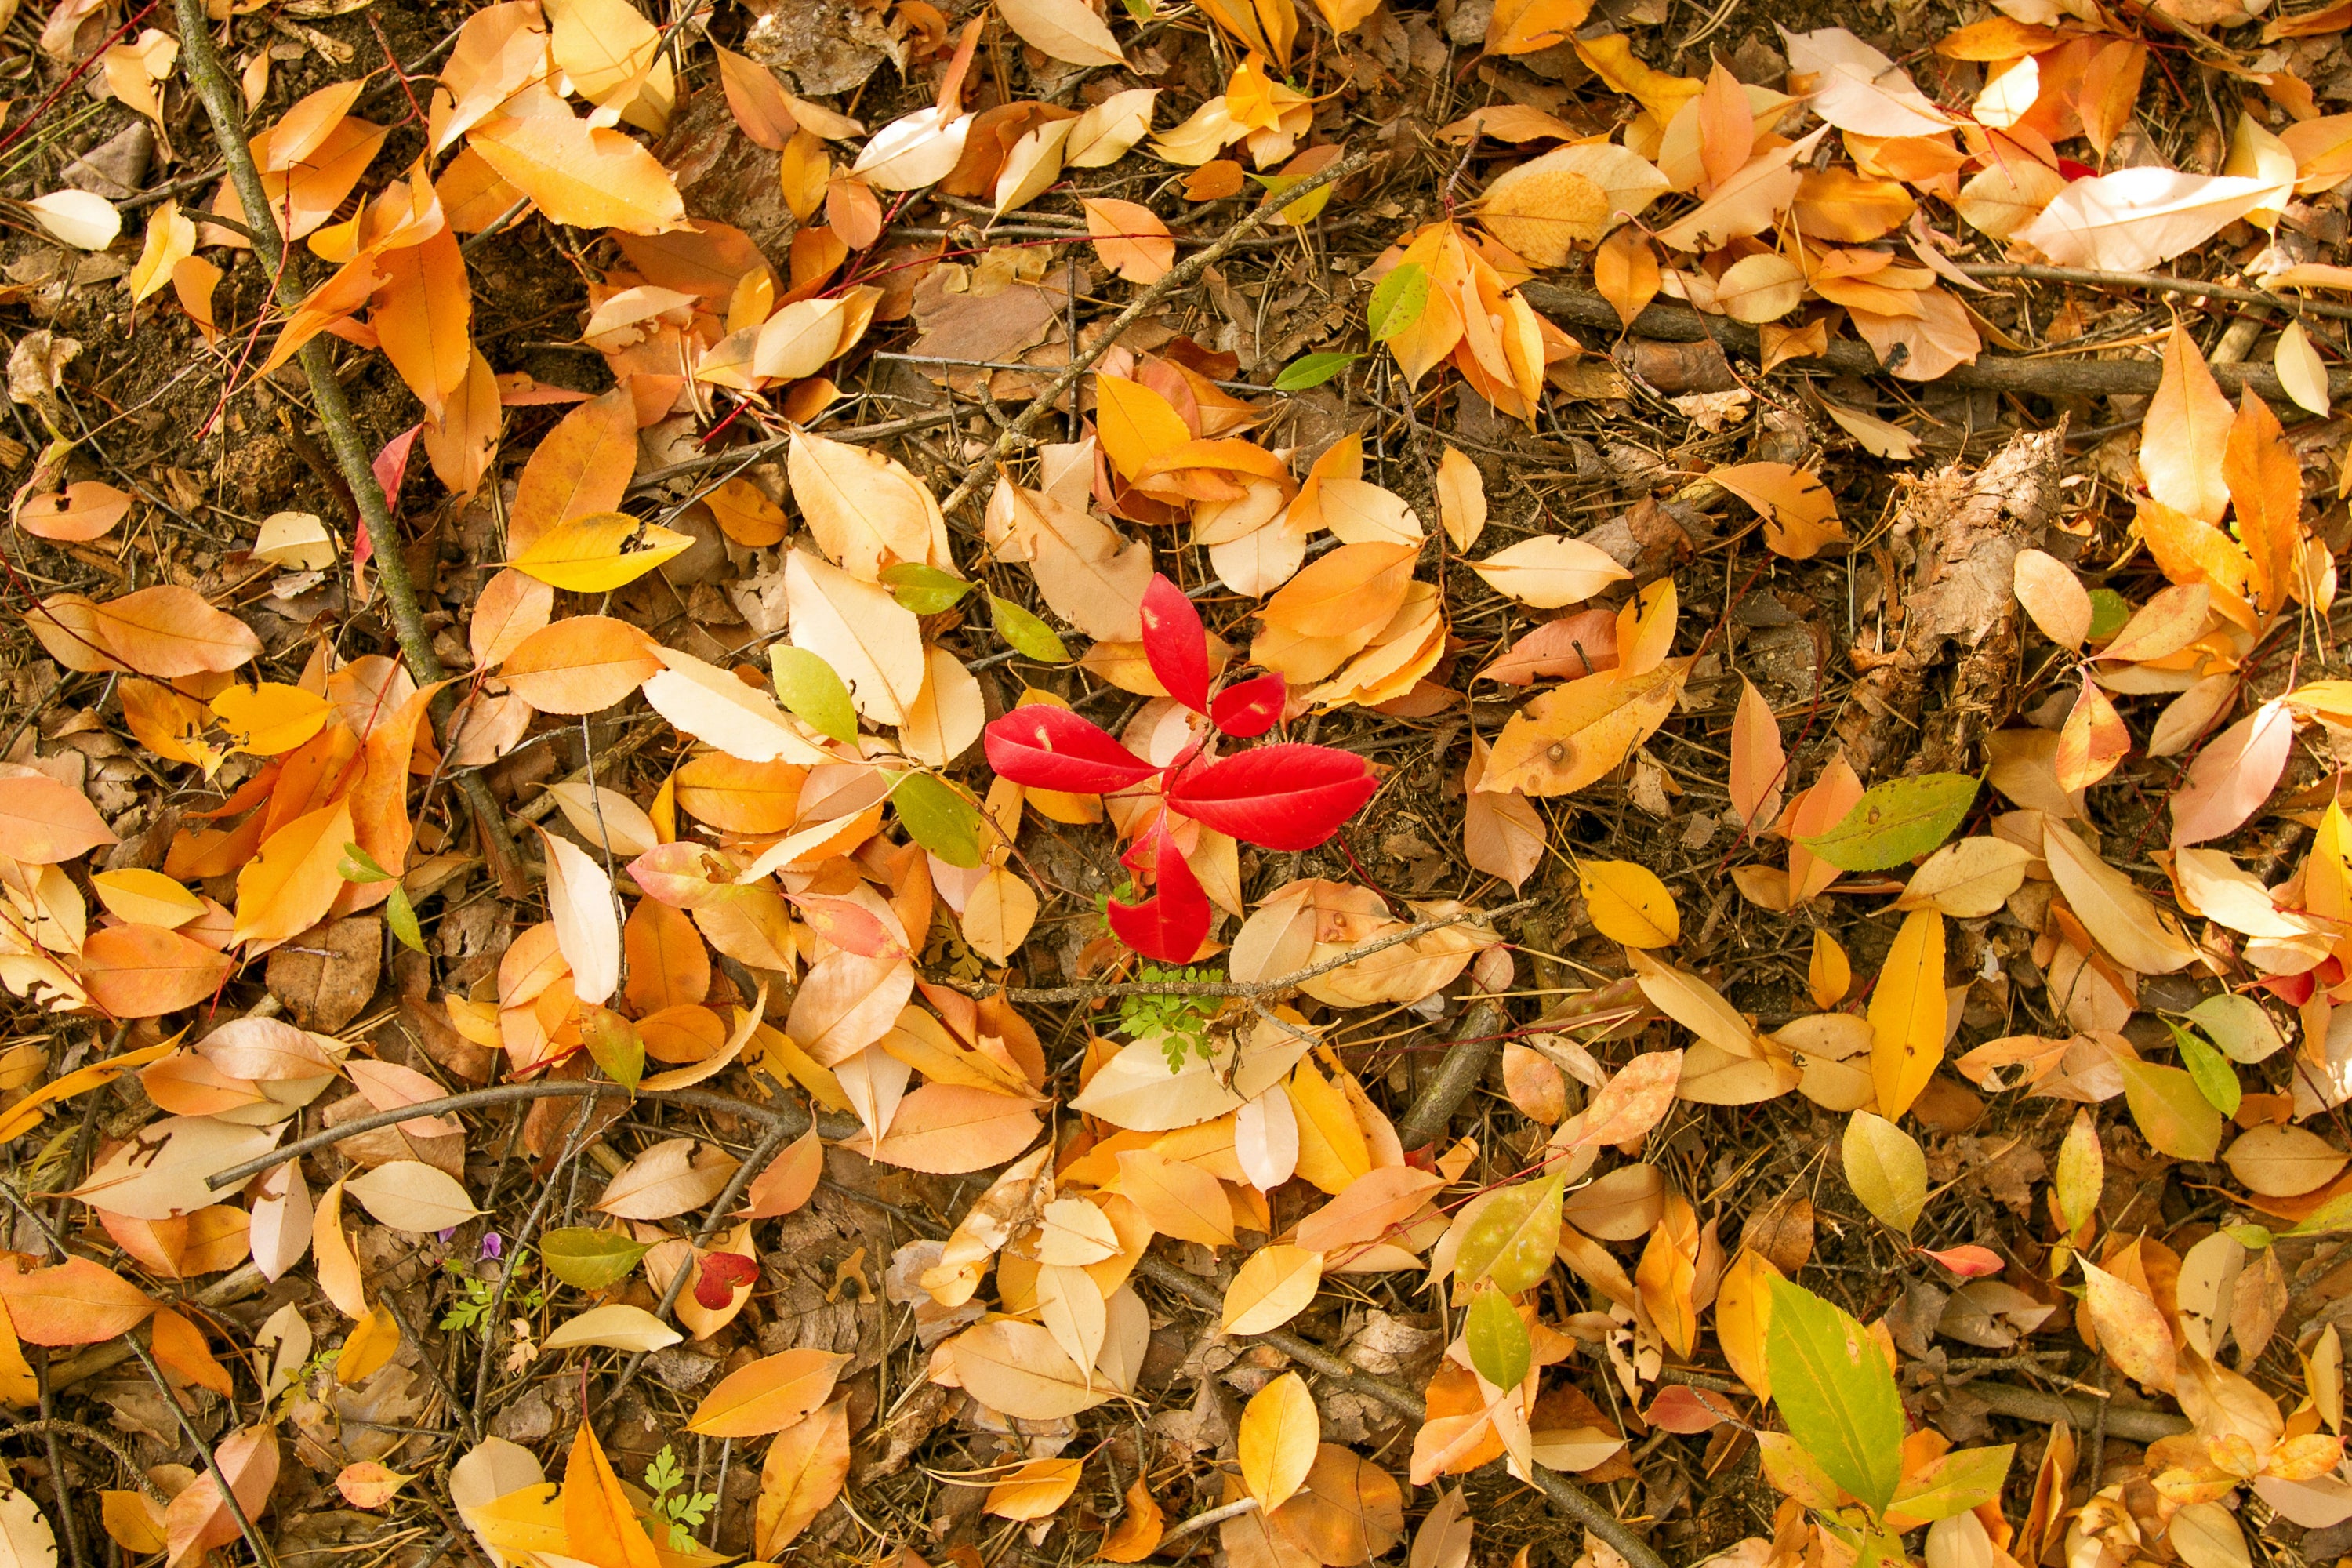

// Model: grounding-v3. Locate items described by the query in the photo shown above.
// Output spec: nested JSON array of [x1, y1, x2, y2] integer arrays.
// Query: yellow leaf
[[1223, 1244, 1324, 1334], [1635, 1190, 1699, 1356], [1093, 373, 1191, 482], [1237, 1371, 1319, 1511], [1808, 930, 1851, 1009], [1868, 907, 1946, 1120], [510, 513, 695, 592], [210, 681, 331, 756], [335, 1300, 401, 1385], [1577, 858, 1679, 948], [1287, 1056, 1371, 1194]]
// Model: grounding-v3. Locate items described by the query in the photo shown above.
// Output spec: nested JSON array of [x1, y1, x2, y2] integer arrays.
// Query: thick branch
[[171, 0, 521, 884], [1519, 281, 2352, 406], [1957, 262, 2352, 325], [1394, 998, 1509, 1150]]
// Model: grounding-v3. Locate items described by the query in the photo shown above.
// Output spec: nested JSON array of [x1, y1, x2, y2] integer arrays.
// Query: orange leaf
[[0, 773, 118, 864], [687, 1348, 851, 1437], [372, 227, 471, 419], [231, 798, 355, 949], [0, 1258, 154, 1345], [560, 1421, 662, 1568], [164, 1425, 277, 1568], [508, 385, 637, 554], [753, 1398, 850, 1552], [2143, 325, 2234, 525], [2224, 387, 2303, 614], [79, 924, 234, 1017], [469, 111, 685, 235], [500, 616, 661, 715], [19, 481, 132, 542], [1083, 198, 1174, 284]]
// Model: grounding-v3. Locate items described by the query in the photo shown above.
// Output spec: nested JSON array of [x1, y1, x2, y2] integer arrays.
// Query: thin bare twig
[[938, 898, 1534, 1005], [203, 1083, 860, 1194]]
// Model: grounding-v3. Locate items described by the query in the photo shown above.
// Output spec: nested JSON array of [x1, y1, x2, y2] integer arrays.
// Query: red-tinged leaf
[[983, 705, 1162, 793], [1212, 672, 1287, 739], [1141, 574, 1210, 713], [1167, 744, 1379, 851], [1644, 1384, 1738, 1433], [1109, 822, 1211, 962], [694, 1250, 759, 1308], [372, 426, 419, 516], [1918, 1243, 2004, 1278]]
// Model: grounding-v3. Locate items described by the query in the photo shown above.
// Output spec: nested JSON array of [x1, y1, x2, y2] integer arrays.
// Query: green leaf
[[339, 842, 393, 884], [771, 647, 859, 744], [540, 1228, 655, 1290], [2184, 993, 2285, 1063], [1368, 262, 1429, 344], [1455, 1174, 1564, 1296], [2289, 1192, 2352, 1236], [580, 1004, 644, 1094], [891, 771, 983, 869], [2114, 1057, 2223, 1161], [879, 563, 975, 616], [1464, 1284, 1530, 1391], [2085, 588, 2131, 642], [2055, 1109, 2103, 1235], [1798, 773, 1980, 872], [385, 884, 426, 954], [1764, 1275, 1904, 1520], [2223, 1221, 2274, 1249], [1272, 352, 1358, 392], [1840, 1111, 1926, 1236], [991, 595, 1071, 663], [2167, 1022, 2241, 1118], [1887, 1445, 2014, 1526]]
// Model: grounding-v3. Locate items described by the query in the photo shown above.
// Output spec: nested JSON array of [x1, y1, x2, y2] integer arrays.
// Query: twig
[[1129, 1254, 1669, 1568], [0, 1189, 279, 1568], [596, 1111, 800, 1409], [1518, 281, 2352, 406], [931, 147, 1384, 520], [170, 0, 524, 890], [1153, 1497, 1259, 1548], [203, 1083, 862, 1193], [1393, 997, 1509, 1150], [940, 898, 1534, 1005], [0, 1421, 167, 1502], [624, 410, 960, 494], [1957, 262, 2352, 325]]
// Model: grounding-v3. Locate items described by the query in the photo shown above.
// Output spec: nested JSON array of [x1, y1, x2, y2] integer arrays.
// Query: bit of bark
[[1395, 999, 1512, 1150], [1837, 428, 2065, 779]]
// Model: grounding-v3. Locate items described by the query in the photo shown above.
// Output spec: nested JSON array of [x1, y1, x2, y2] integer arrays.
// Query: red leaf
[[1918, 1243, 2005, 1279], [1107, 822, 1210, 962], [694, 1251, 759, 1308], [984, 706, 1163, 793], [1140, 574, 1210, 713], [1210, 673, 1287, 739], [373, 425, 419, 515], [1644, 1385, 1738, 1433], [1167, 744, 1377, 851]]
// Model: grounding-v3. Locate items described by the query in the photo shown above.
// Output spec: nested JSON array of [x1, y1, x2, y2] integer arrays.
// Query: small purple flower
[[479, 1232, 505, 1261], [437, 1227, 456, 1244]]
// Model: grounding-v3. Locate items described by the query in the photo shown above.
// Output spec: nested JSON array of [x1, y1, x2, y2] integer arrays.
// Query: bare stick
[[204, 1082, 860, 1193], [1394, 997, 1510, 1150], [170, 0, 523, 885], [941, 898, 1534, 1005]]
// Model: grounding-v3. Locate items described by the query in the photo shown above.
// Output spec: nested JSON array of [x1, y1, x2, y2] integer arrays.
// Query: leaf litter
[[6, 0, 2352, 1566]]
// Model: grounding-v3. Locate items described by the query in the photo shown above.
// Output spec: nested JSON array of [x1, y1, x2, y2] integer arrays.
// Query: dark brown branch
[[1519, 281, 2352, 406], [1957, 262, 2352, 325], [171, 0, 522, 887]]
